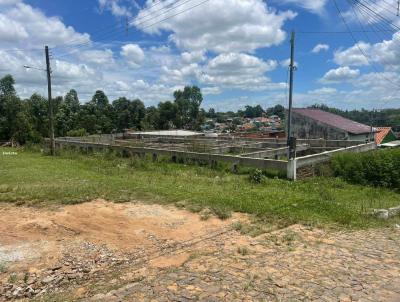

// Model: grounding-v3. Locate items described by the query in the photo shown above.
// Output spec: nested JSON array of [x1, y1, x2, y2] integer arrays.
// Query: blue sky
[[0, 0, 399, 111]]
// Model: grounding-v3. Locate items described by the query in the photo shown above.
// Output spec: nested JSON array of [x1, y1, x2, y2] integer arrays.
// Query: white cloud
[[308, 87, 337, 95], [321, 66, 360, 83], [334, 42, 370, 66], [133, 0, 296, 53], [333, 32, 400, 69], [202, 87, 222, 95], [98, 0, 133, 17], [181, 50, 206, 64], [279, 0, 327, 15], [200, 53, 282, 90], [3, 3, 90, 48], [312, 43, 329, 53], [79, 49, 114, 65], [0, 0, 21, 6], [120, 44, 145, 67], [0, 14, 28, 41]]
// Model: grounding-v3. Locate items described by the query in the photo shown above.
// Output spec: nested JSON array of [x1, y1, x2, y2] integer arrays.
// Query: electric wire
[[332, 0, 400, 90], [55, 0, 210, 59], [52, 0, 166, 50], [53, 0, 203, 54]]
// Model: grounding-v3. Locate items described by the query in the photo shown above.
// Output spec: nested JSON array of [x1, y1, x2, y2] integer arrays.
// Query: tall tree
[[0, 74, 16, 97], [173, 86, 203, 129], [112, 97, 146, 131], [0, 75, 33, 144], [157, 101, 177, 130], [26, 93, 49, 138], [80, 90, 114, 134], [55, 89, 81, 136]]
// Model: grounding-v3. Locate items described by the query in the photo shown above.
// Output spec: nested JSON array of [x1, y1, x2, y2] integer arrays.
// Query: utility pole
[[397, 0, 399, 16], [45, 46, 55, 155], [287, 30, 296, 159], [370, 108, 375, 143]]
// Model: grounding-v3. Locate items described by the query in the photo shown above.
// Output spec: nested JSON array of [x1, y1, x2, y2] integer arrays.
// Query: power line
[[54, 0, 206, 58], [53, 0, 196, 52], [360, 0, 398, 16], [52, 0, 166, 50], [0, 48, 44, 53], [298, 29, 394, 34], [55, 0, 210, 59], [355, 2, 393, 41], [332, 0, 400, 90], [352, 0, 400, 30]]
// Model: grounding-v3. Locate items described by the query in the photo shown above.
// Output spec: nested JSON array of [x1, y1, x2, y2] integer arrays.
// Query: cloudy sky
[[0, 0, 399, 110]]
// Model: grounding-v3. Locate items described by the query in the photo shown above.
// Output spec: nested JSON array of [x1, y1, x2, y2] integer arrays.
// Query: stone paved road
[[84, 225, 400, 302]]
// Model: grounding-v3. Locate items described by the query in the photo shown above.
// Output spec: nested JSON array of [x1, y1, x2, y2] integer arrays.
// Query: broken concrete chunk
[[388, 206, 400, 217], [373, 209, 389, 220]]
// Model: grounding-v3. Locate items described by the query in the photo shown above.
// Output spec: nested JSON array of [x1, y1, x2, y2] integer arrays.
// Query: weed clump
[[249, 169, 264, 184], [237, 246, 249, 256]]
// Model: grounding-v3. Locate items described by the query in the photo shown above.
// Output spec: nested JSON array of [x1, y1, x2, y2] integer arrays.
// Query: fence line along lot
[[53, 134, 376, 180]]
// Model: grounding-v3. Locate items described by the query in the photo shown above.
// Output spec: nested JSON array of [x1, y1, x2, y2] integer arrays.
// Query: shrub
[[331, 148, 400, 190], [249, 169, 264, 184], [66, 128, 88, 137]]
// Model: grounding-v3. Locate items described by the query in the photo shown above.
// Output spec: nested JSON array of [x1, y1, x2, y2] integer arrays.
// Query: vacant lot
[[0, 147, 400, 301], [0, 147, 399, 228]]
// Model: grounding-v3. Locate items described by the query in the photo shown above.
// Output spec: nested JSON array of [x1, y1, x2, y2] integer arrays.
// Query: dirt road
[[0, 200, 399, 301]]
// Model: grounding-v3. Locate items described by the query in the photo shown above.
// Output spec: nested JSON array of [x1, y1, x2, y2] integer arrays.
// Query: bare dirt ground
[[0, 200, 399, 302]]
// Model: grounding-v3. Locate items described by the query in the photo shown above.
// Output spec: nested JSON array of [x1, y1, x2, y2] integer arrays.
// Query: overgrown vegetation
[[1, 147, 399, 229], [331, 148, 400, 190]]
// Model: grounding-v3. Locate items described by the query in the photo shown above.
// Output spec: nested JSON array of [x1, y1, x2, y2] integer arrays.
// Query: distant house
[[290, 108, 377, 141], [375, 127, 397, 145]]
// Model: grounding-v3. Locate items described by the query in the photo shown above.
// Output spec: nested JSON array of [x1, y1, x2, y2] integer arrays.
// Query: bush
[[249, 169, 264, 184], [66, 128, 88, 137], [331, 148, 400, 190]]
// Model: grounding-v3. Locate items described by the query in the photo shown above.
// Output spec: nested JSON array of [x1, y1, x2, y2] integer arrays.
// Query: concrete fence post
[[287, 159, 297, 181]]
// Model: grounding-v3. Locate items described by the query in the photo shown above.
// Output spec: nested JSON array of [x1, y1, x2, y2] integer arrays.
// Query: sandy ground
[[0, 200, 233, 274], [0, 200, 399, 301]]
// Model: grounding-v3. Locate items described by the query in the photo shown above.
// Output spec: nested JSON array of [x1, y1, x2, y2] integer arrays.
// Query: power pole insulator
[[45, 46, 55, 156]]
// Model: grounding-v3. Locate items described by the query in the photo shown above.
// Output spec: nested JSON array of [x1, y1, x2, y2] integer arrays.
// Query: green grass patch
[[0, 147, 399, 229]]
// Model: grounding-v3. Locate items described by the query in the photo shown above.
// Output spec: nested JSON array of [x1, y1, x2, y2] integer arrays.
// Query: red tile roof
[[375, 127, 392, 145], [293, 109, 376, 134]]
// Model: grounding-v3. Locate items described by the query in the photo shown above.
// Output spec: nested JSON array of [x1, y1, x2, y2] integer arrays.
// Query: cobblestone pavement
[[84, 225, 400, 302], [1, 201, 399, 301]]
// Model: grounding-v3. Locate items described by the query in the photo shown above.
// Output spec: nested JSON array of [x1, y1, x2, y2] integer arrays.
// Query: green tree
[[56, 89, 81, 136], [0, 75, 34, 144], [112, 97, 146, 131], [0, 74, 16, 97], [157, 101, 177, 129], [143, 106, 159, 130], [244, 105, 264, 118], [26, 93, 48, 138], [173, 86, 203, 129], [79, 90, 114, 134], [266, 104, 285, 119]]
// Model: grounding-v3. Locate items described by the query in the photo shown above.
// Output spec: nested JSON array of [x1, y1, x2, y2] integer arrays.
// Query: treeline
[[0, 74, 288, 145], [206, 104, 285, 122], [310, 104, 400, 131], [0, 75, 205, 145]]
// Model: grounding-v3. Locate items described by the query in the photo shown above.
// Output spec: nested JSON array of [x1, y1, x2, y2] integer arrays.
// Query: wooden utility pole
[[45, 46, 55, 155], [287, 31, 296, 158], [397, 0, 399, 16]]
